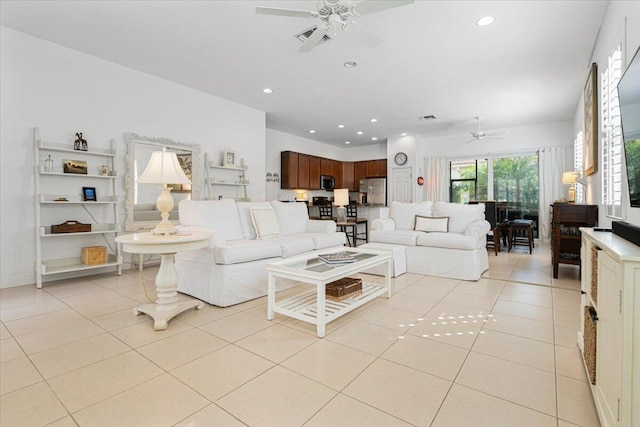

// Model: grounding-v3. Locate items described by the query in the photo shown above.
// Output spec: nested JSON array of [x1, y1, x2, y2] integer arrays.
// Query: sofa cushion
[[250, 208, 281, 239], [236, 201, 272, 239], [433, 202, 485, 234], [271, 201, 309, 235], [179, 199, 244, 242], [275, 236, 315, 257], [214, 239, 282, 265], [416, 232, 478, 250], [370, 230, 420, 246], [389, 201, 433, 230], [301, 232, 346, 250], [415, 215, 449, 233]]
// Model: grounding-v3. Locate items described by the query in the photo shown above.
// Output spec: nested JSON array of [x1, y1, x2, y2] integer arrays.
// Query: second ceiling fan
[[256, 0, 414, 52], [464, 117, 508, 144]]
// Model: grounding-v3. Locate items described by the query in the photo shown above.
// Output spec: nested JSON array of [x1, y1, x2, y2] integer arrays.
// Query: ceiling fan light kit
[[256, 0, 415, 52]]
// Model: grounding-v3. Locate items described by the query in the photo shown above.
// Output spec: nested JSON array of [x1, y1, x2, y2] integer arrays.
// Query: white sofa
[[370, 201, 490, 280], [174, 199, 346, 306]]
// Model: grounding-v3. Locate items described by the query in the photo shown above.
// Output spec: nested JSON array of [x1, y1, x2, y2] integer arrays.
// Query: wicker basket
[[583, 306, 597, 385], [591, 247, 599, 304], [326, 277, 362, 301]]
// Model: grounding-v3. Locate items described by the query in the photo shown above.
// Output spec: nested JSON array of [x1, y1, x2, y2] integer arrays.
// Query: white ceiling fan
[[256, 0, 415, 52], [464, 117, 508, 143]]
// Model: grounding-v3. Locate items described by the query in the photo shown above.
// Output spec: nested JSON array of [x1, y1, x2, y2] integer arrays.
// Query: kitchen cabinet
[[281, 151, 299, 189], [551, 204, 597, 278], [365, 159, 387, 178], [332, 160, 343, 188], [320, 157, 333, 176], [309, 156, 321, 190], [342, 161, 355, 191], [579, 228, 640, 427], [298, 153, 310, 189], [354, 161, 367, 186]]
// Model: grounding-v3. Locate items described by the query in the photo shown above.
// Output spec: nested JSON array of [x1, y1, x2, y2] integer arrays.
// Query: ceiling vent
[[295, 26, 333, 45], [419, 115, 437, 121]]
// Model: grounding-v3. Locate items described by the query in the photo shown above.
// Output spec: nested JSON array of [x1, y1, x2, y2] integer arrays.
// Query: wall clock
[[394, 152, 408, 166]]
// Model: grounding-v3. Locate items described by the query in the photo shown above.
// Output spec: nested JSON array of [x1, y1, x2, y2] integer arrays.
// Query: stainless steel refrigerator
[[359, 178, 387, 206]]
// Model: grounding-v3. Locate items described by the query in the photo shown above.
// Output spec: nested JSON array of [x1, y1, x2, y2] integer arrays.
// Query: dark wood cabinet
[[551, 203, 598, 278], [281, 151, 385, 190], [354, 161, 367, 186], [309, 156, 321, 190], [320, 158, 333, 176], [280, 151, 299, 189], [341, 162, 355, 191], [297, 154, 310, 189]]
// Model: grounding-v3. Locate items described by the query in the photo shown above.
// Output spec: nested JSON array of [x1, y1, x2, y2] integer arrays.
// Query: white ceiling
[[0, 0, 609, 147]]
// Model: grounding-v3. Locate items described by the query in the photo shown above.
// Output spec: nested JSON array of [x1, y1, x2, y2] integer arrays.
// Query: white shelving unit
[[33, 127, 122, 288], [204, 152, 249, 201]]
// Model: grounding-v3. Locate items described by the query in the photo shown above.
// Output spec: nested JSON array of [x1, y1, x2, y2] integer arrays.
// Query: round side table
[[115, 230, 213, 330]]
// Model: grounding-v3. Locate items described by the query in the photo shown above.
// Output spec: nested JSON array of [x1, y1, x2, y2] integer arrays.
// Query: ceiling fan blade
[[352, 0, 415, 16], [345, 21, 383, 47], [464, 138, 477, 144], [297, 25, 329, 52], [255, 7, 316, 18]]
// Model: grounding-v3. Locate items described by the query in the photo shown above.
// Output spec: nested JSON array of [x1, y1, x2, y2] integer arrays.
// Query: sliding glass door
[[450, 154, 539, 237]]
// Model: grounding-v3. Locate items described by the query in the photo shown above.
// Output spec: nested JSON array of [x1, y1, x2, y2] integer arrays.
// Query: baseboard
[[0, 272, 36, 288]]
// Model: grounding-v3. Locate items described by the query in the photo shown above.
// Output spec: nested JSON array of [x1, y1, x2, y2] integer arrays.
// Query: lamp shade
[[562, 171, 581, 184], [334, 188, 349, 207], [138, 148, 191, 185]]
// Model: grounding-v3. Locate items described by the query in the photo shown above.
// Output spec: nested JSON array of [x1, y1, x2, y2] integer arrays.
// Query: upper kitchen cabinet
[[309, 156, 321, 190], [281, 151, 299, 189], [341, 162, 355, 191], [297, 153, 310, 189]]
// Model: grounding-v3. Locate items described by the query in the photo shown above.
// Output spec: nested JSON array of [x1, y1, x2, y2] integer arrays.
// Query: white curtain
[[424, 157, 448, 202], [538, 146, 567, 244]]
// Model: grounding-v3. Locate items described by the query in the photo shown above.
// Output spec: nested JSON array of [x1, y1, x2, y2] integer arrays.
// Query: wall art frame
[[584, 62, 598, 176]]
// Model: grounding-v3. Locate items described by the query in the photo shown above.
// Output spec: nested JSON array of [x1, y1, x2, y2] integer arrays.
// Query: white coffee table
[[116, 230, 213, 330], [267, 247, 392, 337]]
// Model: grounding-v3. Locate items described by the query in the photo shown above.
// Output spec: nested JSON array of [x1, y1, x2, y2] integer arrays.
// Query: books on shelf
[[318, 252, 357, 264]]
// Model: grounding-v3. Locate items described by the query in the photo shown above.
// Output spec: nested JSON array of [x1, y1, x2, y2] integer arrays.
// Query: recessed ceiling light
[[337, 124, 345, 128], [357, 131, 363, 135], [370, 118, 378, 123], [309, 130, 316, 134], [371, 137, 378, 141], [344, 61, 358, 68], [401, 133, 408, 136], [476, 16, 495, 26], [262, 88, 273, 94], [345, 141, 351, 144]]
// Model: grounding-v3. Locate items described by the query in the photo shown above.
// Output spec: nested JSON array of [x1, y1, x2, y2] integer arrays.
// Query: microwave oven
[[320, 175, 335, 190]]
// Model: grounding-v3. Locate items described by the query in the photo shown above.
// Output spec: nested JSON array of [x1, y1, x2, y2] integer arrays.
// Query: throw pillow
[[250, 208, 281, 239], [415, 215, 449, 233]]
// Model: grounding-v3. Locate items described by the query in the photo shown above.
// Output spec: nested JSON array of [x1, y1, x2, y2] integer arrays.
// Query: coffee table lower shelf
[[272, 282, 387, 334]]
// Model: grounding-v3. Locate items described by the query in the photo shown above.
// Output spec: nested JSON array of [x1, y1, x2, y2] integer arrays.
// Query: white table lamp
[[334, 188, 349, 223], [562, 171, 582, 203], [138, 147, 191, 235]]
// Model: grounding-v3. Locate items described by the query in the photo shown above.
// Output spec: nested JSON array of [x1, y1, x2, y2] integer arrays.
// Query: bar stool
[[346, 204, 368, 246], [508, 219, 534, 254]]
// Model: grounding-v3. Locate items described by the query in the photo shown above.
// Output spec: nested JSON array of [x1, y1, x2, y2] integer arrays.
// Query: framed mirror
[[124, 133, 202, 231]]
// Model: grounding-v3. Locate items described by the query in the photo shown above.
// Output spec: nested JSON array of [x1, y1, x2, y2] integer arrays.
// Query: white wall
[[0, 27, 266, 287], [575, 0, 640, 227], [388, 121, 575, 202], [265, 129, 387, 201]]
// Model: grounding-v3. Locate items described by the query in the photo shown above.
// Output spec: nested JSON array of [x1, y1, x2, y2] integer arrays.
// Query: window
[[574, 131, 584, 203], [449, 159, 487, 203], [601, 42, 623, 218]]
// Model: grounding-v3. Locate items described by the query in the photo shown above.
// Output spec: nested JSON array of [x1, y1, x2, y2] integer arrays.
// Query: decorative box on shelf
[[81, 246, 107, 265], [51, 220, 91, 233], [326, 277, 363, 301]]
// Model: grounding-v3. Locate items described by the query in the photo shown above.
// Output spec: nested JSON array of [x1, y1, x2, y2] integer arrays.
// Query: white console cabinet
[[579, 228, 640, 427]]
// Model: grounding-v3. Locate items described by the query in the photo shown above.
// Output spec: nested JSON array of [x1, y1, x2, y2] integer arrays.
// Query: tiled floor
[[0, 243, 601, 426]]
